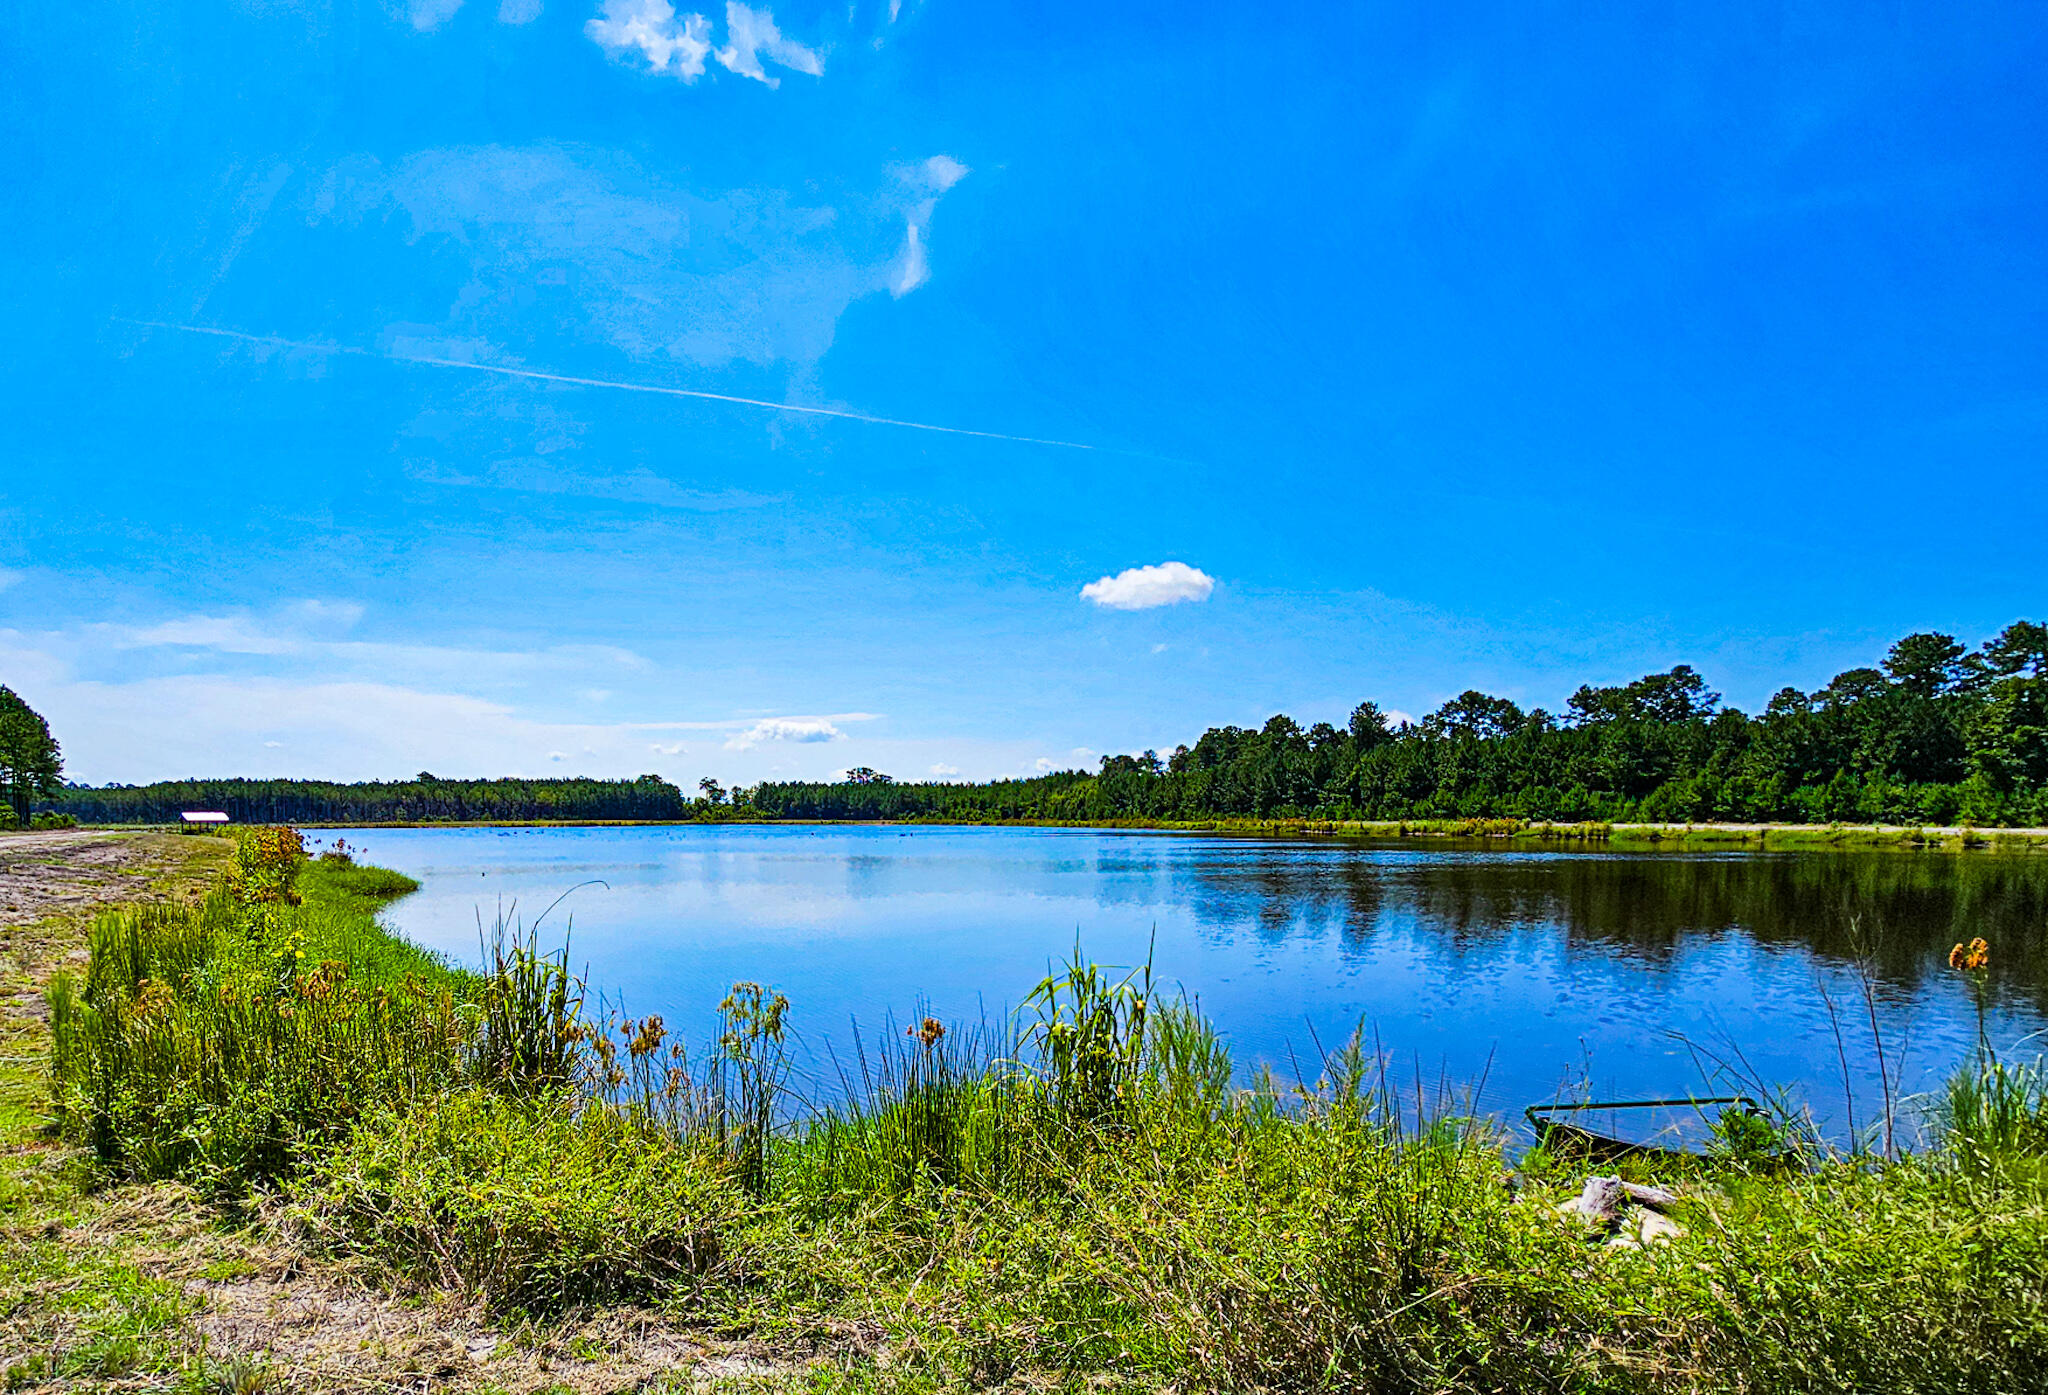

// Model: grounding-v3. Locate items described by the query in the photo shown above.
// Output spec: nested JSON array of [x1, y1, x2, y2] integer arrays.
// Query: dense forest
[[753, 622, 2048, 827], [43, 622, 2048, 828], [49, 774, 694, 825]]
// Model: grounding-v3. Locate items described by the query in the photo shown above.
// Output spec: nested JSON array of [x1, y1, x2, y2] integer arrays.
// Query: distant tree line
[[37, 622, 2048, 829], [750, 623, 2048, 827], [49, 773, 700, 825]]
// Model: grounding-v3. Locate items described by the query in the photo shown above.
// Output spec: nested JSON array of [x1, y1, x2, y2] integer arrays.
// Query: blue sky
[[2, 1, 2044, 786]]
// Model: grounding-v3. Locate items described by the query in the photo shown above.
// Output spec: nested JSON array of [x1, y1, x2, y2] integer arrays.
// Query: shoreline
[[37, 816, 2048, 852]]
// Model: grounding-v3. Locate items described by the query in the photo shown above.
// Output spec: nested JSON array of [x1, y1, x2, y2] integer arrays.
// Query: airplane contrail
[[113, 318, 1097, 452]]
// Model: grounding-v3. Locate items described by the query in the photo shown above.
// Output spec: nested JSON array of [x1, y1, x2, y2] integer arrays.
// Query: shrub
[[290, 1090, 741, 1310]]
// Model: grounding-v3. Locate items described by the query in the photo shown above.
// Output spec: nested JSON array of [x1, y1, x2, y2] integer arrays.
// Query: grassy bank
[[19, 831, 2048, 1391]]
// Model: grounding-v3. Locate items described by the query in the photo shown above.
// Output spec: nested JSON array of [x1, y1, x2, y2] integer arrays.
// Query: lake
[[332, 824, 2048, 1140]]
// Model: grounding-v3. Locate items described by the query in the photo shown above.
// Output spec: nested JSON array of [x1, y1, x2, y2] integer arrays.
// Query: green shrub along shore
[[39, 830, 2048, 1392]]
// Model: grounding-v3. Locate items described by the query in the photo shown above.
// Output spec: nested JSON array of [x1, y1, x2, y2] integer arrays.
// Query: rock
[[1607, 1207, 1686, 1249], [1558, 1175, 1686, 1248], [1557, 1175, 1629, 1227]]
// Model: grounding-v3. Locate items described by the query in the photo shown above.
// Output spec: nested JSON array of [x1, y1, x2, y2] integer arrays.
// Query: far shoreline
[[37, 817, 2048, 852]]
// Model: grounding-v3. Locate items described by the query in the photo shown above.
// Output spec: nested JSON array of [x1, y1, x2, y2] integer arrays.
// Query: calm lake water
[[334, 824, 2048, 1139]]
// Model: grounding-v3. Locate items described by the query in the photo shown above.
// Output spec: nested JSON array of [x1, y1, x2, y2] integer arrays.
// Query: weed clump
[[289, 1090, 740, 1310]]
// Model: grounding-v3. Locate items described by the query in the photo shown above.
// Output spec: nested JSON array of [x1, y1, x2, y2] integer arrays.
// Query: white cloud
[[1080, 561, 1216, 611], [928, 762, 960, 776], [119, 615, 299, 655], [891, 222, 928, 297], [586, 0, 712, 78], [403, 0, 466, 30], [714, 2, 824, 86], [320, 145, 969, 368], [1034, 757, 1057, 772], [1151, 643, 1168, 654], [0, 569, 22, 593], [888, 155, 969, 297], [911, 155, 969, 194], [498, 0, 543, 20], [724, 716, 846, 750]]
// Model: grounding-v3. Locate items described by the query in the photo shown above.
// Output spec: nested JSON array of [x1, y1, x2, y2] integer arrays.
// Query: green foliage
[[740, 621, 2048, 827], [44, 842, 2048, 1390], [1022, 950, 1153, 1131], [49, 772, 699, 825], [1934, 1055, 2048, 1178], [0, 684, 62, 825], [46, 835, 474, 1192], [289, 1089, 740, 1311], [475, 918, 583, 1096]]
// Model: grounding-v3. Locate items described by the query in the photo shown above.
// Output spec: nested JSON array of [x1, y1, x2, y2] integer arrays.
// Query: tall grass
[[42, 832, 2048, 1389]]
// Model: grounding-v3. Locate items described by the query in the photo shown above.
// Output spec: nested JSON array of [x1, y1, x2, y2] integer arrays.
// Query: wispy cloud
[[890, 155, 969, 296], [928, 761, 960, 776], [85, 605, 649, 686], [407, 459, 786, 511], [714, 3, 824, 87], [586, 0, 712, 78], [401, 0, 466, 31], [498, 0, 543, 21], [1081, 561, 1216, 611], [0, 569, 24, 593], [293, 144, 987, 380], [127, 316, 1092, 450], [724, 715, 845, 749]]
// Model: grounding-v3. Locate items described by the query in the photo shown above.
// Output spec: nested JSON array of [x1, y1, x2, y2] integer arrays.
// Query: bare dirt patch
[[0, 831, 228, 987]]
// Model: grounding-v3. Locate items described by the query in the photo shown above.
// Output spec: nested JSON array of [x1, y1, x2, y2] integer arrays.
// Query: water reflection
[[337, 825, 2048, 1137]]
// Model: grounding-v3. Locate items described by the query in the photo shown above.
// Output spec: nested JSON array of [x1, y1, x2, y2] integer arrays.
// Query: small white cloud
[[403, 0, 466, 30], [890, 222, 928, 297], [650, 741, 688, 756], [1034, 757, 1057, 773], [581, 688, 613, 704], [928, 762, 960, 776], [714, 2, 824, 86], [548, 750, 568, 762], [1151, 643, 1168, 654], [263, 740, 284, 748], [887, 155, 967, 298], [499, 0, 543, 20], [587, 0, 712, 78], [899, 154, 968, 194], [1080, 561, 1215, 611], [725, 716, 845, 750]]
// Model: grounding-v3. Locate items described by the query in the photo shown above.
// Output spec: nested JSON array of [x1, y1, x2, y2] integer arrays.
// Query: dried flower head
[[1951, 937, 1991, 973], [908, 1016, 946, 1048]]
